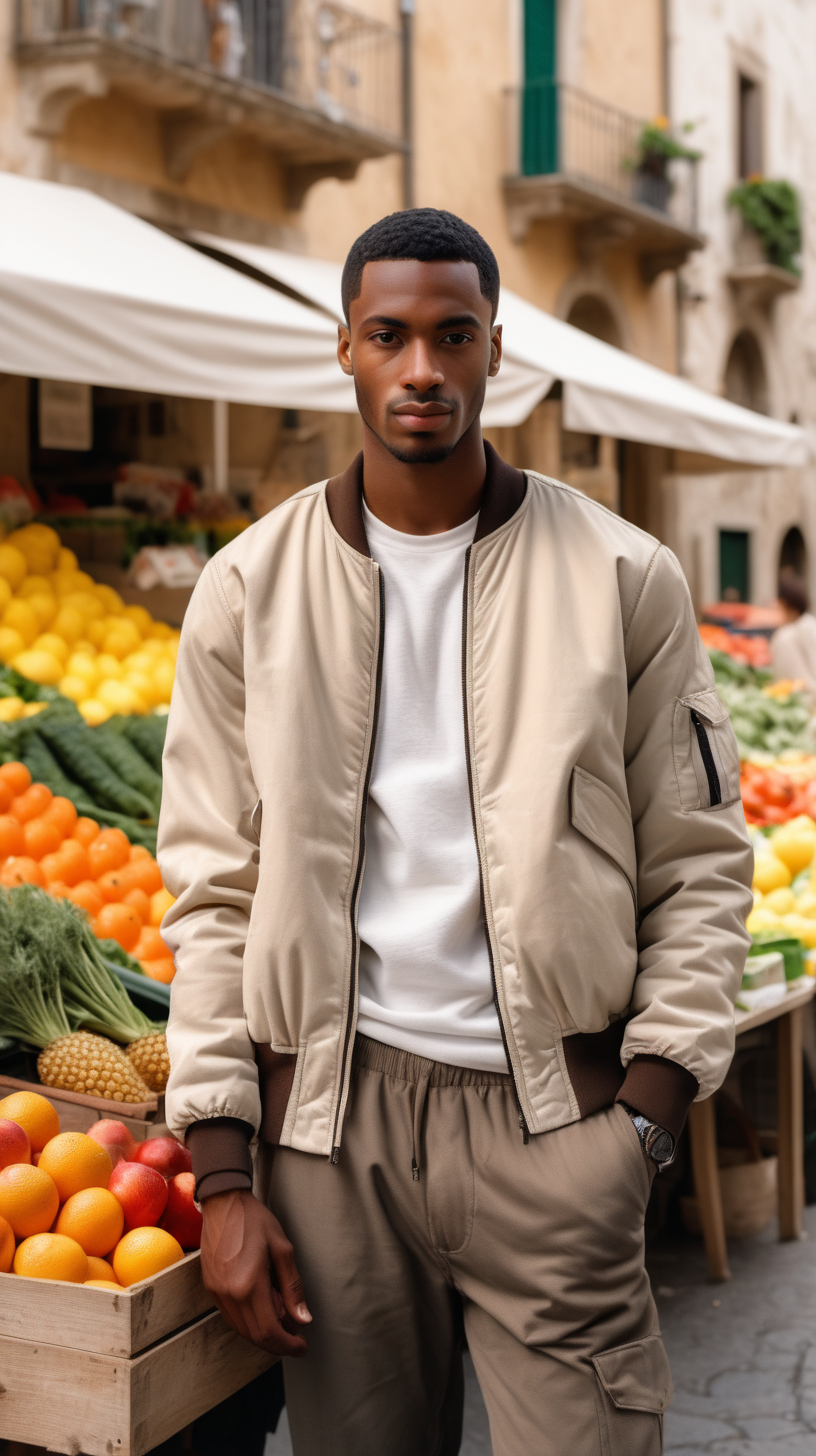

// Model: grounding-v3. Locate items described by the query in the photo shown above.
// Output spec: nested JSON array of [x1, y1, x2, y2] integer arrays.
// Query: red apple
[[109, 1160, 168, 1231], [160, 1172, 202, 1250], [0, 1117, 30, 1170], [86, 1119, 136, 1169], [131, 1136, 191, 1180]]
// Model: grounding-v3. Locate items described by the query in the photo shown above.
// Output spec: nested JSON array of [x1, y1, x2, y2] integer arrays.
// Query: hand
[[200, 1188, 312, 1357]]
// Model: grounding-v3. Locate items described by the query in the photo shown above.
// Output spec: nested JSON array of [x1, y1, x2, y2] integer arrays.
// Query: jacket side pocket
[[673, 690, 741, 811], [570, 766, 637, 906]]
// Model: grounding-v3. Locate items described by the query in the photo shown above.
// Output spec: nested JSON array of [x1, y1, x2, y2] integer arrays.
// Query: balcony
[[727, 216, 800, 310], [15, 0, 404, 205], [503, 82, 704, 281]]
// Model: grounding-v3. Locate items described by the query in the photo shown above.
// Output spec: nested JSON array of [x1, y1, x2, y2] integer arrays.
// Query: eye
[[442, 332, 472, 345], [371, 330, 400, 344]]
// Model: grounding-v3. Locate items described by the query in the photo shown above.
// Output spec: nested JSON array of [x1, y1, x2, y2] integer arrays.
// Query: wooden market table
[[688, 978, 816, 1282]]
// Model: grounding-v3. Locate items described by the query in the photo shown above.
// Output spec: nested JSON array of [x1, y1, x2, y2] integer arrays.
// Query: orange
[[10, 782, 53, 824], [56, 1187, 124, 1256], [44, 796, 78, 837], [126, 857, 163, 897], [0, 779, 13, 814], [41, 851, 69, 885], [141, 957, 176, 984], [14, 1232, 89, 1283], [0, 857, 46, 888], [0, 1163, 59, 1237], [23, 816, 62, 861], [112, 1227, 184, 1287], [0, 1212, 14, 1272], [73, 816, 100, 848], [129, 845, 151, 863], [48, 881, 72, 901], [134, 926, 168, 962], [54, 838, 90, 886], [70, 879, 105, 918], [86, 1254, 118, 1282], [97, 868, 130, 903], [38, 1132, 112, 1202], [123, 887, 150, 923], [88, 828, 130, 878], [0, 761, 31, 796], [0, 814, 24, 858], [95, 902, 141, 952], [150, 887, 175, 927], [0, 1090, 60, 1151], [85, 1278, 123, 1290]]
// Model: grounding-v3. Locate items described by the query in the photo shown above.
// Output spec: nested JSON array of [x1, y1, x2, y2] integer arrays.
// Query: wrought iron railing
[[505, 80, 699, 232], [17, 0, 403, 143]]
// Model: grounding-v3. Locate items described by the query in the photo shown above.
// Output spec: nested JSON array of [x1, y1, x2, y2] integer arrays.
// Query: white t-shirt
[[356, 501, 506, 1071]]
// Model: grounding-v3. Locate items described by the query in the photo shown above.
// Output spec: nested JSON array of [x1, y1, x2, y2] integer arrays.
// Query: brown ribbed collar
[[325, 439, 527, 557]]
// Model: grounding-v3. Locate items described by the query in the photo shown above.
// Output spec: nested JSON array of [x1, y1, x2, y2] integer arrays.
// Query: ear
[[337, 324, 353, 376], [488, 323, 502, 378]]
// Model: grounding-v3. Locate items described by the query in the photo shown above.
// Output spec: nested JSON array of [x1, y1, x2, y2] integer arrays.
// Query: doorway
[[719, 529, 750, 602], [779, 525, 807, 583]]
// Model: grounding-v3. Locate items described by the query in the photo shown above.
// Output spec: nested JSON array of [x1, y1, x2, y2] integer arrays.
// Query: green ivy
[[728, 178, 802, 275], [637, 119, 701, 166]]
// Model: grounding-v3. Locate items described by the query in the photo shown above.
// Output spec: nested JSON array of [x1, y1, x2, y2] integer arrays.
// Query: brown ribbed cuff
[[186, 1116, 254, 1202], [615, 1054, 699, 1141]]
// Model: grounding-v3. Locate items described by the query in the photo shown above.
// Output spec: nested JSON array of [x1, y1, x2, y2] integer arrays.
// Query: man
[[772, 569, 816, 695], [160, 209, 752, 1455]]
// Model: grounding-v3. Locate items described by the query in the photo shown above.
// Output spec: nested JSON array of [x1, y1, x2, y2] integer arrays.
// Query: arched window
[[779, 526, 807, 582], [562, 297, 622, 468], [724, 330, 769, 415]]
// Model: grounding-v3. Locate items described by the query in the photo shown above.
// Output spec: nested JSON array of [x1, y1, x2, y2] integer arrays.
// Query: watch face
[[646, 1126, 675, 1164]]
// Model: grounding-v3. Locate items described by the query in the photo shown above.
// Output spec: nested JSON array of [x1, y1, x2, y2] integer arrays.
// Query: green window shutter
[[719, 530, 751, 603], [522, 0, 558, 176]]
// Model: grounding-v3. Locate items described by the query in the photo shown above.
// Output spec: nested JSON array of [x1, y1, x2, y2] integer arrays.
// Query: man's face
[[338, 259, 502, 464]]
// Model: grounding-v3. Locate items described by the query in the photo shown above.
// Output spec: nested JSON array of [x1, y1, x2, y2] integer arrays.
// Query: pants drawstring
[[411, 1070, 431, 1181]]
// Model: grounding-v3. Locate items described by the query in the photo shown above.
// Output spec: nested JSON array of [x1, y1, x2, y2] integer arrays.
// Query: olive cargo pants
[[259, 1034, 672, 1456]]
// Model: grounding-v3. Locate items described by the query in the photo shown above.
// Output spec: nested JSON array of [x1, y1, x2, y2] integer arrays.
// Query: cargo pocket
[[570, 766, 637, 911], [593, 1333, 672, 1456], [673, 690, 740, 811]]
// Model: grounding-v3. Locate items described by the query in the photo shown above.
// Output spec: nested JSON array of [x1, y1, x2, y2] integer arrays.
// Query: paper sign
[[39, 380, 92, 451]]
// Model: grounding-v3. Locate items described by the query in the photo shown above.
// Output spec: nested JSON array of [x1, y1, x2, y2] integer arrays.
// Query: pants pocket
[[592, 1333, 672, 1455]]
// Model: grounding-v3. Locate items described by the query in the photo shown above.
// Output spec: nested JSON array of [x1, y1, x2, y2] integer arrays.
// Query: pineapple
[[38, 1031, 151, 1103], [126, 1030, 170, 1094]]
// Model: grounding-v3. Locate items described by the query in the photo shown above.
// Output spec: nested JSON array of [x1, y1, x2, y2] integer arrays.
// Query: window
[[738, 73, 763, 178], [779, 526, 807, 582], [724, 331, 768, 416], [720, 530, 750, 603]]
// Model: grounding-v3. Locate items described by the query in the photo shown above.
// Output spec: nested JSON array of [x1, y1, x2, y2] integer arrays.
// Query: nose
[[398, 338, 445, 394]]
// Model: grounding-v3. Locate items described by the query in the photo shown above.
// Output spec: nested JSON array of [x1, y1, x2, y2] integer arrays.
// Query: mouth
[[391, 402, 454, 432]]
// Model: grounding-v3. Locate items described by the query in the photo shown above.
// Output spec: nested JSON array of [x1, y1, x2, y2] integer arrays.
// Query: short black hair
[[341, 208, 500, 323], [779, 568, 809, 616]]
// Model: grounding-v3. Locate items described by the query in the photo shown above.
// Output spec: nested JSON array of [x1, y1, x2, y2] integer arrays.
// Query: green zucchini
[[119, 714, 167, 774], [92, 728, 162, 813]]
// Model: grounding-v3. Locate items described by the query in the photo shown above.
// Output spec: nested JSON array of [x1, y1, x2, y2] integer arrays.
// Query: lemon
[[51, 605, 86, 645], [22, 701, 48, 718], [78, 698, 111, 726], [123, 651, 156, 676], [26, 594, 57, 629], [32, 633, 69, 664], [0, 545, 27, 591], [66, 653, 100, 689], [152, 658, 175, 702], [746, 906, 782, 934], [57, 547, 78, 572], [752, 855, 792, 894], [12, 649, 64, 686], [141, 639, 166, 658], [123, 670, 158, 707], [85, 618, 108, 648], [768, 828, 816, 876], [795, 889, 816, 919], [0, 697, 24, 722], [94, 584, 125, 614], [148, 622, 173, 640], [0, 579, 12, 616], [0, 627, 25, 663], [73, 639, 97, 658], [17, 575, 54, 600], [58, 675, 90, 704], [765, 887, 796, 915], [122, 604, 153, 636], [3, 600, 39, 648], [103, 623, 142, 660], [61, 591, 105, 622], [95, 653, 123, 680], [97, 679, 146, 715], [781, 914, 816, 950]]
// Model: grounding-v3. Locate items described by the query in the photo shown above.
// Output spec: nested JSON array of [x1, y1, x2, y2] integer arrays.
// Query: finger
[[212, 1291, 254, 1346], [268, 1229, 312, 1324], [246, 1272, 308, 1357]]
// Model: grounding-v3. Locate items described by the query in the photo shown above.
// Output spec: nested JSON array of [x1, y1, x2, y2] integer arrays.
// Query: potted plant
[[728, 176, 802, 276], [630, 116, 701, 212]]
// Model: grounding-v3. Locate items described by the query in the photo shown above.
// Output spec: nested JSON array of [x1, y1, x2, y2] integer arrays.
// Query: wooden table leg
[[688, 1097, 731, 1281], [778, 1006, 804, 1240]]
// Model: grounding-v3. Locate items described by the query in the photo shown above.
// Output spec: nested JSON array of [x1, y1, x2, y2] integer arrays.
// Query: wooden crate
[[0, 1075, 168, 1141], [0, 1253, 276, 1456]]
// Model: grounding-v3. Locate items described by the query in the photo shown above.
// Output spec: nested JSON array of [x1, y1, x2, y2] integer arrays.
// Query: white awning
[[0, 173, 355, 411], [190, 232, 809, 467]]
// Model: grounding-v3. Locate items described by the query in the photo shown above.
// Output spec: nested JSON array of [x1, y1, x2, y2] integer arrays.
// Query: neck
[[361, 416, 486, 535]]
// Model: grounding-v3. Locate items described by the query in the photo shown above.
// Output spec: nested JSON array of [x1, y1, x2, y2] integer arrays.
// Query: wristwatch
[[622, 1104, 676, 1168]]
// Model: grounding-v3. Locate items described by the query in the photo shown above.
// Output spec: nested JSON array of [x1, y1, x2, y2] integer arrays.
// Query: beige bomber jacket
[[160, 445, 753, 1190]]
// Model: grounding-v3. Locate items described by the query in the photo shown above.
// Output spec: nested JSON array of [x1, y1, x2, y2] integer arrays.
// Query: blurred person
[[203, 0, 245, 78], [160, 209, 752, 1455], [772, 570, 816, 694]]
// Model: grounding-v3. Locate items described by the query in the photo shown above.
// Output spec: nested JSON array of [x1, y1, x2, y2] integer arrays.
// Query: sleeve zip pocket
[[673, 690, 740, 812]]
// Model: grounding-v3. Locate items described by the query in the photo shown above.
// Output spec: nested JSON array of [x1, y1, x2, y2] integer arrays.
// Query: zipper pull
[[518, 1111, 530, 1145], [331, 1146, 340, 1165]]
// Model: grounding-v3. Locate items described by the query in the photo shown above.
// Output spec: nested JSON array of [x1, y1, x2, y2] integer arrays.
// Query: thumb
[[268, 1227, 312, 1325]]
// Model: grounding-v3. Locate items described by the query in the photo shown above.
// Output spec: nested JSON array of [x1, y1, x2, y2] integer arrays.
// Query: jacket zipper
[[461, 544, 530, 1144], [331, 566, 386, 1162], [690, 709, 722, 807]]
